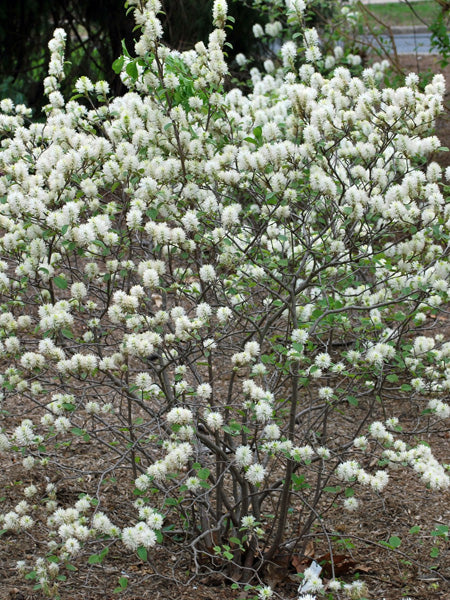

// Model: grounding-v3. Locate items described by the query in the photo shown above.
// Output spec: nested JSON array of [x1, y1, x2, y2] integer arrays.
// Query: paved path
[[362, 0, 424, 3], [362, 28, 437, 54]]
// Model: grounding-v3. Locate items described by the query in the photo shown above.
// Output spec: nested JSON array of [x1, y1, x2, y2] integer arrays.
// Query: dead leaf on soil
[[353, 563, 372, 574], [315, 553, 357, 577], [291, 554, 312, 574], [291, 552, 358, 577], [265, 555, 291, 588], [152, 293, 163, 307], [304, 539, 315, 558], [290, 539, 315, 573]]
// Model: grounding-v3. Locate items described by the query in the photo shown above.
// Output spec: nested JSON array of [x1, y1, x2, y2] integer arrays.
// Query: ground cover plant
[[0, 0, 449, 599]]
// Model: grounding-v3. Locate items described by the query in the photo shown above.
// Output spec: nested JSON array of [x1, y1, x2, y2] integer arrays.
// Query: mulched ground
[[1, 385, 448, 600]]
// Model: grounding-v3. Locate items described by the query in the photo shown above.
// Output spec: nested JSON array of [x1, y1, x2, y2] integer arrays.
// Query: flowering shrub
[[0, 0, 449, 597]]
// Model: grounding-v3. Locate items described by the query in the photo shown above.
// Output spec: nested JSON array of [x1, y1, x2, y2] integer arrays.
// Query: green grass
[[363, 1, 441, 28]]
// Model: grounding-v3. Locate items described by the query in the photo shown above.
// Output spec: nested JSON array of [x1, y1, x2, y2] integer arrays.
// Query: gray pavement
[[361, 28, 438, 54], [362, 0, 424, 3]]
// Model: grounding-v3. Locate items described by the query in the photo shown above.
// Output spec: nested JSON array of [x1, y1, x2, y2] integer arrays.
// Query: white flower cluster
[[0, 0, 449, 594]]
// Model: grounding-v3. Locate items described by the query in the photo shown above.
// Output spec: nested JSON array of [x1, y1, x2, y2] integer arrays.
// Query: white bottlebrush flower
[[292, 329, 309, 344], [196, 302, 212, 320], [205, 411, 223, 431], [64, 537, 81, 556], [212, 0, 228, 28], [203, 338, 217, 351], [0, 433, 11, 451], [353, 436, 368, 449], [217, 306, 232, 323], [196, 383, 212, 399], [235, 53, 248, 67], [75, 76, 94, 95], [370, 470, 389, 492], [262, 424, 280, 440], [315, 353, 331, 369], [185, 476, 201, 492], [245, 463, 266, 485], [235, 445, 253, 468], [255, 401, 272, 422], [258, 585, 273, 599], [199, 264, 216, 282], [24, 485, 38, 498], [281, 41, 297, 67], [318, 386, 333, 399], [316, 446, 330, 460], [336, 461, 360, 481], [166, 407, 193, 425], [253, 23, 264, 38], [291, 445, 314, 462], [343, 497, 359, 511]]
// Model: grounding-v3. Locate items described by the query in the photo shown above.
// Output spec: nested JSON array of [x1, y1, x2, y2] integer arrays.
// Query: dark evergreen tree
[[0, 0, 259, 114]]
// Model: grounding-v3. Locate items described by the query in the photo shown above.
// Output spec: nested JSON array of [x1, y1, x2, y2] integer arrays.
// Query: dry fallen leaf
[[151, 293, 163, 308], [291, 554, 312, 573], [304, 539, 315, 558], [315, 553, 357, 577], [265, 555, 291, 588]]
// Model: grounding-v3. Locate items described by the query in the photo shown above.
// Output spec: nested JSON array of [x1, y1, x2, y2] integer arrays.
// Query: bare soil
[[1, 391, 448, 600]]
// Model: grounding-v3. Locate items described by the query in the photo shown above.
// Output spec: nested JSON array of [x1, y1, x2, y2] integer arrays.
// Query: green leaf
[[126, 61, 139, 80], [431, 524, 448, 537], [164, 497, 179, 506], [112, 56, 125, 74], [114, 576, 129, 592], [197, 468, 210, 480], [323, 486, 342, 493], [347, 396, 358, 406], [47, 555, 59, 563], [430, 546, 439, 558], [261, 354, 274, 364], [386, 374, 399, 383], [88, 553, 102, 564], [388, 536, 402, 548], [137, 546, 147, 561], [253, 126, 262, 140], [25, 571, 37, 580], [53, 276, 68, 289], [71, 427, 85, 436], [409, 526, 421, 534]]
